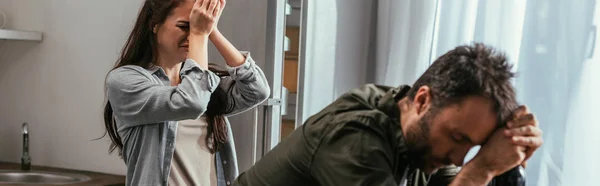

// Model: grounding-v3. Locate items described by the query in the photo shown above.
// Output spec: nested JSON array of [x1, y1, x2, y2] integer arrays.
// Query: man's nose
[[451, 145, 473, 166]]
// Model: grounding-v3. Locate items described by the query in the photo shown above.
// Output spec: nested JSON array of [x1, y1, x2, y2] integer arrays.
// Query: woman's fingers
[[192, 0, 209, 16], [189, 0, 218, 35], [197, 0, 208, 9], [207, 0, 218, 14], [213, 1, 221, 17], [218, 0, 226, 12], [220, 0, 227, 8]]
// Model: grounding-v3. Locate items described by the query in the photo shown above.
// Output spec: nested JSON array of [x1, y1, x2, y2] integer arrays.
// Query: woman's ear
[[153, 25, 158, 34], [412, 86, 432, 116]]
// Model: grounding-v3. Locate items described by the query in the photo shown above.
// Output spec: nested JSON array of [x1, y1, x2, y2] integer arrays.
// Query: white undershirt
[[168, 117, 218, 186], [399, 167, 409, 186]]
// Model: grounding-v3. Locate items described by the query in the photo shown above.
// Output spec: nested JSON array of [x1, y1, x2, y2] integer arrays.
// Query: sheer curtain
[[296, 0, 377, 123], [374, 0, 437, 86], [296, 0, 339, 123], [431, 0, 526, 65], [559, 1, 600, 185], [431, 0, 599, 185]]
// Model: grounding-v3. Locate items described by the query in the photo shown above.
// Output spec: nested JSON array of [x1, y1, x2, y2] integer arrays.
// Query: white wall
[[0, 0, 144, 175]]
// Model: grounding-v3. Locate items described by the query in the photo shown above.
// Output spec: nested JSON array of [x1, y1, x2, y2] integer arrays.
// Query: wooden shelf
[[283, 26, 300, 93], [285, 27, 300, 60], [0, 29, 43, 41]]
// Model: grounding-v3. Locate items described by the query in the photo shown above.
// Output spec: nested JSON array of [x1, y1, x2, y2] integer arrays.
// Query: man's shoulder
[[303, 98, 399, 147], [323, 83, 395, 113], [330, 108, 395, 127], [343, 83, 396, 99], [331, 83, 399, 122], [304, 83, 399, 130]]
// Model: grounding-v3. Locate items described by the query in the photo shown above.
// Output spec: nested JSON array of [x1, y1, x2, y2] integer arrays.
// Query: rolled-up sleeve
[[426, 165, 460, 185], [221, 51, 271, 116], [106, 59, 220, 130]]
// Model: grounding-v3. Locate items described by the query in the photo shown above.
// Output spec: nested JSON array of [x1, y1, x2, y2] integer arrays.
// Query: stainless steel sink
[[0, 170, 91, 185]]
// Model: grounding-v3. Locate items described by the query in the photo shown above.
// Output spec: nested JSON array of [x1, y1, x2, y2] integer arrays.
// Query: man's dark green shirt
[[233, 84, 459, 186]]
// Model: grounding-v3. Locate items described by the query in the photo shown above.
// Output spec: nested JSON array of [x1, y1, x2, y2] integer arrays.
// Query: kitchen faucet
[[21, 122, 30, 171]]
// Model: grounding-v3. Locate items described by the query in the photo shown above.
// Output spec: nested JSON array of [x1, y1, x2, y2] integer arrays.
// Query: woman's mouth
[[180, 45, 189, 52], [180, 41, 189, 48]]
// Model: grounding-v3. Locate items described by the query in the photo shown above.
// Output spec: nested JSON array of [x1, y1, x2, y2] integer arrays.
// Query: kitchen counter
[[0, 162, 125, 186]]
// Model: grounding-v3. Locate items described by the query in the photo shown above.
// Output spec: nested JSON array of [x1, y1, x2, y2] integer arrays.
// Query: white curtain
[[375, 0, 438, 86], [560, 1, 600, 185], [432, 0, 527, 66], [296, 0, 339, 123], [561, 45, 600, 186], [297, 0, 377, 123]]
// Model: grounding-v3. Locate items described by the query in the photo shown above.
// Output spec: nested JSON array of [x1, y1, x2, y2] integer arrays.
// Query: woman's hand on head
[[190, 0, 225, 36], [213, 0, 226, 30]]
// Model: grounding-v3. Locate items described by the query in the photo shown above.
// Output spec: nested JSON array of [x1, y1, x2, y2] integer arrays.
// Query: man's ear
[[412, 86, 432, 116]]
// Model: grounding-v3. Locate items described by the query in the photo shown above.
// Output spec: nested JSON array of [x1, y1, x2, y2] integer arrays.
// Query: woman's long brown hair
[[102, 0, 233, 157]]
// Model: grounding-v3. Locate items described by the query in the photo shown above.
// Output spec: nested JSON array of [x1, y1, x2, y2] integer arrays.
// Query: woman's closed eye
[[176, 22, 190, 30]]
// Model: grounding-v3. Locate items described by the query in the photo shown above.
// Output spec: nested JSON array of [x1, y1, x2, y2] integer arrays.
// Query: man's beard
[[404, 112, 433, 171]]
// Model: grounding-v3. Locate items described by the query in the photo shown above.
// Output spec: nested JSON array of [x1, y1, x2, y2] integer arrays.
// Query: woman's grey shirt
[[106, 52, 270, 186]]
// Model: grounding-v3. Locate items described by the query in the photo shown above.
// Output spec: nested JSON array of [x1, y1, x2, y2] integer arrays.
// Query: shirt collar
[[148, 62, 187, 78], [376, 85, 411, 120], [147, 65, 162, 74], [376, 85, 413, 175]]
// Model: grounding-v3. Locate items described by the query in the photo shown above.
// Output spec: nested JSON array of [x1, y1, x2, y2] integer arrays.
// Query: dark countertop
[[0, 162, 125, 186]]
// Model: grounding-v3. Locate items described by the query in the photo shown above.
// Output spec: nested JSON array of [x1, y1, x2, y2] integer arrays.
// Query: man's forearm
[[449, 163, 495, 186]]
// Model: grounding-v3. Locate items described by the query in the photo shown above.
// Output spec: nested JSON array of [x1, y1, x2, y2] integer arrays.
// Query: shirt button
[[194, 73, 202, 80], [223, 160, 227, 164], [226, 181, 231, 185]]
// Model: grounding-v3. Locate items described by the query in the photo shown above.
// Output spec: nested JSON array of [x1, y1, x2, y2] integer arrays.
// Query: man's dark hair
[[406, 42, 518, 126]]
